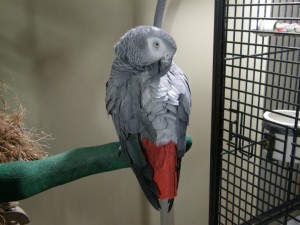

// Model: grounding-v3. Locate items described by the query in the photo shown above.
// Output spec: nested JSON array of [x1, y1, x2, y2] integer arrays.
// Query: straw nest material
[[0, 83, 49, 163]]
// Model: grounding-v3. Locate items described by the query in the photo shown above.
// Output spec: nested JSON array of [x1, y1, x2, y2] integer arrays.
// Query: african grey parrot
[[105, 26, 191, 213]]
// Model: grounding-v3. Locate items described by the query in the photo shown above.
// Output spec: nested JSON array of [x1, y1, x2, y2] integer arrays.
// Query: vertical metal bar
[[153, 0, 166, 28], [245, 2, 257, 221], [284, 89, 300, 224], [209, 0, 227, 224], [231, 2, 240, 221]]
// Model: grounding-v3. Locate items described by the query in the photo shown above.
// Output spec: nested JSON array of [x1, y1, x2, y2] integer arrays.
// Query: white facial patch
[[146, 37, 169, 63]]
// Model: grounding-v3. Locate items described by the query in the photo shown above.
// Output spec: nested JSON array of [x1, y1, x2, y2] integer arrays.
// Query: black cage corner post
[[210, 0, 300, 225]]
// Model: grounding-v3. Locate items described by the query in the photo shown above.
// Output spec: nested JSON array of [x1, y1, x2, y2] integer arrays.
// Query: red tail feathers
[[142, 138, 178, 199]]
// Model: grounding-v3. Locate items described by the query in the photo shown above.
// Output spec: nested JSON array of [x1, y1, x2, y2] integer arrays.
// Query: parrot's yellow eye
[[153, 41, 160, 48]]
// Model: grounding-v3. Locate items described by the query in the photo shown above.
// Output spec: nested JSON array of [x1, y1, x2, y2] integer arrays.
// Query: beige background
[[0, 0, 213, 224]]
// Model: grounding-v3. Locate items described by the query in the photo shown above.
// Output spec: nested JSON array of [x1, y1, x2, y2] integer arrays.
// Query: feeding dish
[[263, 110, 300, 163]]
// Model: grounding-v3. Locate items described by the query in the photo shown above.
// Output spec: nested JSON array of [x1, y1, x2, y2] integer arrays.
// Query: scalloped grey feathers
[[105, 26, 191, 210]]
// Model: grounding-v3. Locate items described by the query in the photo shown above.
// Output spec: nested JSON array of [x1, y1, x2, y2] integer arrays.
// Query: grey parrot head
[[114, 26, 177, 75]]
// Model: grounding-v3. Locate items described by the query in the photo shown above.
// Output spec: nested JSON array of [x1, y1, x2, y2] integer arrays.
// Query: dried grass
[[0, 82, 49, 163]]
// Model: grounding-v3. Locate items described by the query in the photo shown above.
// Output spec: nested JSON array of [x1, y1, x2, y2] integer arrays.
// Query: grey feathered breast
[[141, 63, 191, 156], [106, 59, 191, 156]]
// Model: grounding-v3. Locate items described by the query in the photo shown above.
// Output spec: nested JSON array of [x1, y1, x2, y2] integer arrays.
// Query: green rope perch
[[0, 135, 192, 204]]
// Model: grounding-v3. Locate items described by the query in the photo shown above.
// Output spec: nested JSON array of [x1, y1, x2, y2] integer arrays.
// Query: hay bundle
[[0, 83, 48, 163]]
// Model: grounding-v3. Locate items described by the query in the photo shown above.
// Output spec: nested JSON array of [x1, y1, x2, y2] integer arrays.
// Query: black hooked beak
[[157, 57, 172, 76]]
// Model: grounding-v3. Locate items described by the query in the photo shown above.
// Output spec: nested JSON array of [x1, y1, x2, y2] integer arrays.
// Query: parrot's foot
[[117, 145, 122, 156], [0, 202, 30, 225]]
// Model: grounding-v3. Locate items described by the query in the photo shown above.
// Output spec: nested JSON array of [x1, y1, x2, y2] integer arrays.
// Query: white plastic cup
[[257, 20, 277, 36]]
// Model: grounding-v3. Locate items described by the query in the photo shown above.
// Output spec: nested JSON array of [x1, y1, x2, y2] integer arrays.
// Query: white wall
[[0, 0, 214, 224]]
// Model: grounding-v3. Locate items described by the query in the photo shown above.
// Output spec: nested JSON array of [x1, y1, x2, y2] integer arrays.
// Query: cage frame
[[209, 1, 300, 225]]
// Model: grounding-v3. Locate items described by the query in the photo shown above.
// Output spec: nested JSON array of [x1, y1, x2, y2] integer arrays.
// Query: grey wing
[[106, 73, 140, 139], [165, 63, 191, 211], [106, 70, 156, 141], [169, 63, 191, 158], [105, 69, 160, 210]]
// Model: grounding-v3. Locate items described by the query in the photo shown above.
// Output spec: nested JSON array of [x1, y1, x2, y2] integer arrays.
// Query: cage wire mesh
[[210, 0, 300, 225]]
